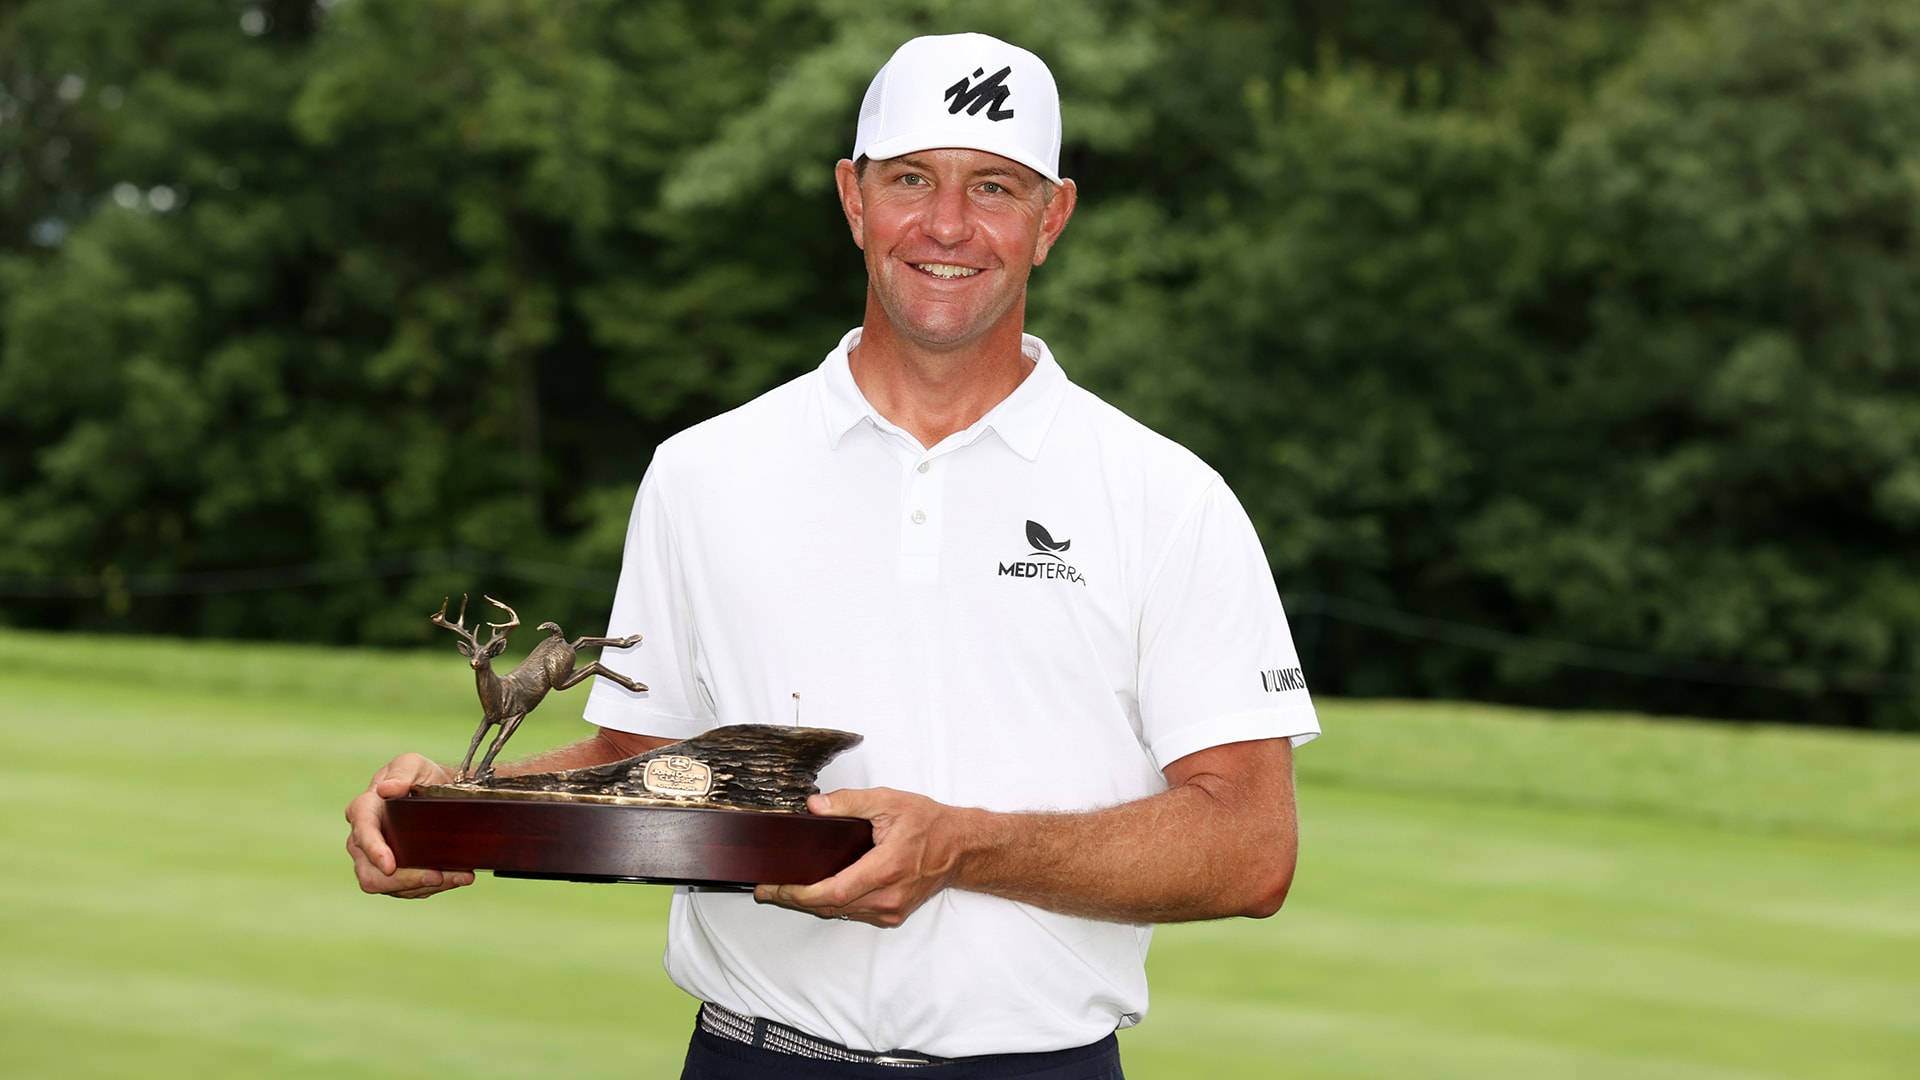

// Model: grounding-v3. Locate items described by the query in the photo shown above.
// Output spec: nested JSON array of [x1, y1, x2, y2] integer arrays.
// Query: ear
[[835, 158, 867, 250], [1031, 178, 1078, 266], [485, 637, 510, 658], [456, 642, 475, 658]]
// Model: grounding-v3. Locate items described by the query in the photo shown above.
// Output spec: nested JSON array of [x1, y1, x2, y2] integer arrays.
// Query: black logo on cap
[[944, 65, 1016, 121]]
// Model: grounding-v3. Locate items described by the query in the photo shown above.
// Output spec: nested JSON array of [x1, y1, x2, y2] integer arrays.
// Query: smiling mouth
[[913, 263, 981, 279]]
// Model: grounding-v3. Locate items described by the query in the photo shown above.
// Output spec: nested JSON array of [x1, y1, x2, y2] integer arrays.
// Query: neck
[[848, 301, 1035, 449]]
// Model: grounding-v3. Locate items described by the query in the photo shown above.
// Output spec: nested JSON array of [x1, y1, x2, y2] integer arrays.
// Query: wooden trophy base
[[385, 796, 873, 889]]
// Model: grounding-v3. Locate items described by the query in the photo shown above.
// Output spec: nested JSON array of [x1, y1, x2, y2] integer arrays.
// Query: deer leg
[[553, 661, 648, 693], [570, 634, 643, 651], [474, 713, 526, 779], [457, 719, 495, 779]]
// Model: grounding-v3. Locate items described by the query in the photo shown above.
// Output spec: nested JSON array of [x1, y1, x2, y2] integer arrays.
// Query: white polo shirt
[[583, 327, 1318, 1058]]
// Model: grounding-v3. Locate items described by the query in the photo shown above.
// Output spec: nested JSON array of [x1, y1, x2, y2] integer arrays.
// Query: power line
[[2, 557, 1910, 697], [1286, 590, 1917, 696], [0, 550, 616, 598]]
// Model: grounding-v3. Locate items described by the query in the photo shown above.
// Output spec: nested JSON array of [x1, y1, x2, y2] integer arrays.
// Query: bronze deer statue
[[430, 595, 648, 780]]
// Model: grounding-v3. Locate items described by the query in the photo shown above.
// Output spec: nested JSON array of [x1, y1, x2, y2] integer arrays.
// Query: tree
[[1501, 0, 1920, 725], [3, 0, 1914, 727]]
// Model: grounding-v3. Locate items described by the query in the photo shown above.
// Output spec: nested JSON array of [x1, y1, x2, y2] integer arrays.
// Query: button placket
[[898, 453, 944, 577]]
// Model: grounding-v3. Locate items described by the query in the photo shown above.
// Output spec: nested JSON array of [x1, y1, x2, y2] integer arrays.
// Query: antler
[[430, 594, 481, 650], [482, 595, 519, 650]]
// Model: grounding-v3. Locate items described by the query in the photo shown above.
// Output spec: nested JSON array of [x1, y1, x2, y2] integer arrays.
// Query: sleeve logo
[[1260, 667, 1307, 693]]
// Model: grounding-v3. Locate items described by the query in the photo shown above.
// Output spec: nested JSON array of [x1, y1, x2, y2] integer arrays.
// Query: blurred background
[[1, 1, 1915, 1077]]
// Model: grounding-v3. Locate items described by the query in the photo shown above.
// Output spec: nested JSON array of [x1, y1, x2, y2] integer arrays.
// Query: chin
[[877, 300, 982, 347], [901, 320, 980, 346], [896, 294, 1026, 346]]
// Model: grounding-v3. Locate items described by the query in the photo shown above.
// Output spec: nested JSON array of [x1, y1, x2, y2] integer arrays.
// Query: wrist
[[943, 805, 1009, 893]]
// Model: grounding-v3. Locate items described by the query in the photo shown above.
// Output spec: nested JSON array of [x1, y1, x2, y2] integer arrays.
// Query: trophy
[[383, 595, 872, 887]]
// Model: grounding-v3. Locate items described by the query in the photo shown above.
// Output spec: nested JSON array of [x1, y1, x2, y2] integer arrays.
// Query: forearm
[[492, 728, 676, 778], [955, 790, 1293, 923], [952, 754, 1297, 923], [761, 739, 1299, 928]]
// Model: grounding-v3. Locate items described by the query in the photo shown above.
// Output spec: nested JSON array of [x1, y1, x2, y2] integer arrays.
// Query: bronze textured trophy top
[[420, 724, 865, 813]]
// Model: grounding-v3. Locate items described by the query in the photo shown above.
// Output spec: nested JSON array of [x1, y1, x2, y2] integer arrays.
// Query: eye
[[979, 181, 1005, 195], [900, 173, 927, 186]]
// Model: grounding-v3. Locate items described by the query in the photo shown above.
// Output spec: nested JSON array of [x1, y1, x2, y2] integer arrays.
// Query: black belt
[[698, 1001, 953, 1067]]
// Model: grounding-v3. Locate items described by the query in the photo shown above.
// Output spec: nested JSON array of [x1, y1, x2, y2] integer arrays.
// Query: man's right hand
[[345, 753, 475, 899]]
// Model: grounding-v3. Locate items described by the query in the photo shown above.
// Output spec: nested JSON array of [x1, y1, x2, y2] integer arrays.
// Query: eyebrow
[[891, 156, 1028, 182]]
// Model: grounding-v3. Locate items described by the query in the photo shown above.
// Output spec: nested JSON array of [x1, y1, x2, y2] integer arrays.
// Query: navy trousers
[[678, 1025, 1125, 1080]]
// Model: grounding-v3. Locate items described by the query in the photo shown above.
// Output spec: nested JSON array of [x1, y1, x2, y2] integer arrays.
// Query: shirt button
[[916, 461, 930, 474], [910, 509, 927, 525]]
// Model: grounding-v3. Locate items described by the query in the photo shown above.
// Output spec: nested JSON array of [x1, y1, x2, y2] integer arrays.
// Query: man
[[347, 32, 1318, 1078]]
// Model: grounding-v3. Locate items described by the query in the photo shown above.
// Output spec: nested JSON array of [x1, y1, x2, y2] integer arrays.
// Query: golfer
[[347, 32, 1319, 1078]]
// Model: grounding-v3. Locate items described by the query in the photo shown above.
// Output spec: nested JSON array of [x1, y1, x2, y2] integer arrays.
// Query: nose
[[922, 184, 973, 247]]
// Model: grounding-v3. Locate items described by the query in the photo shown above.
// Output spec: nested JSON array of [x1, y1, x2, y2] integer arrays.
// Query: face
[[836, 148, 1076, 352]]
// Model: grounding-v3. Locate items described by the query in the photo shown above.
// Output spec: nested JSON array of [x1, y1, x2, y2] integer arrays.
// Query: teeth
[[916, 263, 979, 279]]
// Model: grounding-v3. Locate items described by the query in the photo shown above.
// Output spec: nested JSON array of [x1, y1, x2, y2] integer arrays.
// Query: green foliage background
[[5, 0, 1919, 727]]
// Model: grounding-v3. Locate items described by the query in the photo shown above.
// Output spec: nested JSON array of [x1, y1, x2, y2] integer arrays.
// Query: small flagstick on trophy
[[383, 595, 871, 887]]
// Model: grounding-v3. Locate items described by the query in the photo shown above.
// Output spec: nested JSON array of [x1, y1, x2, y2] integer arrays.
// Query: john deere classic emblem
[[642, 755, 714, 798]]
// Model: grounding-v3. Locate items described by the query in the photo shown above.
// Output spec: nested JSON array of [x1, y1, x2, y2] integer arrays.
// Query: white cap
[[853, 33, 1062, 184]]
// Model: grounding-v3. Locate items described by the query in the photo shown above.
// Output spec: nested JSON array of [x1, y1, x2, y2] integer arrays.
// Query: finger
[[766, 881, 839, 909], [354, 856, 474, 897], [752, 883, 858, 922], [346, 838, 475, 898], [401, 869, 475, 895], [754, 881, 824, 910], [347, 834, 405, 892], [388, 872, 475, 899], [754, 882, 815, 906], [756, 857, 876, 910], [345, 791, 398, 875]]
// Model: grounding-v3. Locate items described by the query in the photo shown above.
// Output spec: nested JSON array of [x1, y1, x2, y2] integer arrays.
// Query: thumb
[[372, 773, 417, 797], [373, 755, 448, 796], [807, 788, 878, 818], [802, 780, 890, 814]]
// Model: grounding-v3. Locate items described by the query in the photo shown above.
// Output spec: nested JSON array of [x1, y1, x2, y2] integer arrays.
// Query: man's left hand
[[753, 787, 972, 927]]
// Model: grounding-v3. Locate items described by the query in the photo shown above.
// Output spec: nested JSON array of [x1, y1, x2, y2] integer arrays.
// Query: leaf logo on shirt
[[998, 520, 1087, 586], [1026, 520, 1071, 555]]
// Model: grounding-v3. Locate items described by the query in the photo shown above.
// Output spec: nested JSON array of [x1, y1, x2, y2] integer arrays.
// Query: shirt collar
[[817, 327, 1067, 462]]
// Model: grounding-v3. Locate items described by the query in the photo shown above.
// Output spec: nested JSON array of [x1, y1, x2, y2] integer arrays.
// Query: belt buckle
[[872, 1051, 935, 1066]]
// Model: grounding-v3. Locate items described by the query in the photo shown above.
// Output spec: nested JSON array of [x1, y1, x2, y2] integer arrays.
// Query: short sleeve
[[1136, 477, 1319, 770], [581, 452, 715, 739]]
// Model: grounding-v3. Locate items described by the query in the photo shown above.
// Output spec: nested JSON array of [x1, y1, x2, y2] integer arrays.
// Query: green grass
[[1, 628, 1914, 1078], [1297, 699, 1920, 843]]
